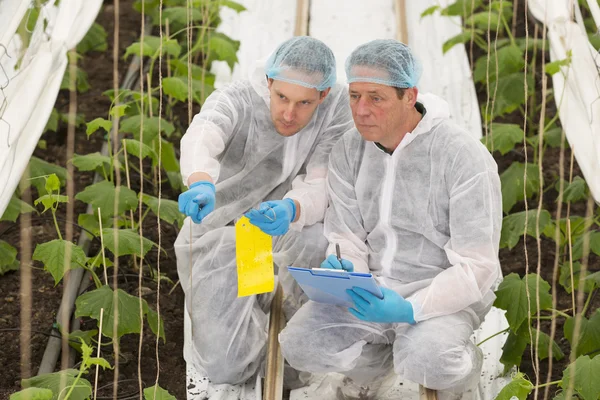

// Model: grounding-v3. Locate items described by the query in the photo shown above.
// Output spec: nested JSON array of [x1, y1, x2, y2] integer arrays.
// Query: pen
[[335, 243, 341, 263]]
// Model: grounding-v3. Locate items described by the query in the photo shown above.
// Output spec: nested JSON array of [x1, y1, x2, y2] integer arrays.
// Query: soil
[[0, 2, 598, 400]]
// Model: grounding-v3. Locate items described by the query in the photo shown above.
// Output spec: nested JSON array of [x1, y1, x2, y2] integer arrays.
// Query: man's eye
[[301, 101, 311, 105], [350, 94, 359, 100], [373, 97, 381, 102], [279, 94, 286, 100]]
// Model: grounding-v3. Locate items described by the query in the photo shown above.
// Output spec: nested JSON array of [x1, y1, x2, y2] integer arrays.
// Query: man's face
[[349, 82, 417, 145], [268, 79, 330, 137]]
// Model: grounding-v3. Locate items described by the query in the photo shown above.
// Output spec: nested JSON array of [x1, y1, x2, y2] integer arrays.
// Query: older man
[[280, 39, 503, 400], [175, 36, 353, 385]]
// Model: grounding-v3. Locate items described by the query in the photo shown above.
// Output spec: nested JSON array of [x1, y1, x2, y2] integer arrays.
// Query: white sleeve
[[406, 148, 503, 322], [179, 84, 242, 186], [322, 138, 370, 273], [285, 92, 354, 230]]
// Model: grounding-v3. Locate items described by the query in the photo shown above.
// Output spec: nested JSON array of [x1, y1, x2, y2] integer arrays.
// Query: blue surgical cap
[[345, 39, 422, 88], [265, 36, 337, 91]]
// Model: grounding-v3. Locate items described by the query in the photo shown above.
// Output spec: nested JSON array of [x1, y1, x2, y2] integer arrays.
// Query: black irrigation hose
[[0, 328, 84, 345]]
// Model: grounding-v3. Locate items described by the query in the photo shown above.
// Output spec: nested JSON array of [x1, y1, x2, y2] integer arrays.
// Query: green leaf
[[466, 11, 500, 31], [77, 23, 108, 54], [500, 209, 552, 250], [122, 139, 158, 163], [1, 195, 36, 222], [75, 180, 138, 218], [28, 157, 68, 195], [560, 356, 600, 400], [159, 7, 204, 26], [61, 65, 90, 93], [45, 108, 59, 133], [78, 214, 101, 237], [120, 115, 175, 145], [545, 51, 572, 76], [500, 324, 529, 371], [420, 5, 440, 17], [72, 153, 111, 173], [101, 229, 155, 257], [75, 285, 146, 339], [500, 162, 541, 213], [442, 30, 477, 54], [34, 194, 69, 213], [146, 307, 166, 342], [141, 193, 183, 227], [45, 174, 60, 193], [209, 33, 240, 71], [559, 262, 597, 294], [494, 273, 553, 333], [494, 372, 533, 400], [482, 123, 524, 155], [572, 231, 600, 261], [536, 328, 565, 361], [170, 59, 215, 85], [486, 72, 533, 120], [544, 127, 566, 148], [586, 271, 600, 286], [162, 76, 188, 102], [124, 36, 181, 59], [157, 138, 180, 172], [110, 104, 129, 119], [38, 140, 47, 150], [143, 384, 176, 400], [564, 311, 600, 358], [68, 329, 98, 353], [21, 369, 92, 400], [474, 45, 524, 83], [0, 240, 19, 275], [563, 177, 589, 203], [441, 0, 483, 16], [86, 118, 112, 137], [32, 240, 87, 285], [10, 387, 53, 400], [220, 0, 246, 13]]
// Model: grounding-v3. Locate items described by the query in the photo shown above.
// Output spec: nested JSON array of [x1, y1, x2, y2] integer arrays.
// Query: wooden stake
[[264, 283, 285, 400], [420, 385, 438, 399]]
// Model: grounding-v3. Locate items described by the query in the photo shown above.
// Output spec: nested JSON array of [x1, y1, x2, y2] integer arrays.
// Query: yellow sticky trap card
[[235, 216, 275, 297]]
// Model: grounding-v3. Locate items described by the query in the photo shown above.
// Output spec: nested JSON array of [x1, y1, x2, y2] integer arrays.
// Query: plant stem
[[534, 380, 561, 389], [476, 327, 510, 346], [582, 288, 596, 316], [548, 309, 571, 319], [52, 209, 63, 240]]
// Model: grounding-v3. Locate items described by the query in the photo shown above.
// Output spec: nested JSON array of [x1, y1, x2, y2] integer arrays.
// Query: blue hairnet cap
[[345, 39, 422, 89], [265, 36, 337, 91]]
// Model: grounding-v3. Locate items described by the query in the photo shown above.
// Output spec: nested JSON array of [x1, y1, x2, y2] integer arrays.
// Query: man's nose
[[355, 98, 370, 117], [283, 104, 295, 122]]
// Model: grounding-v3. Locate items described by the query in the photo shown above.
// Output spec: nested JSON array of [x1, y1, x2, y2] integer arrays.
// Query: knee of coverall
[[393, 330, 476, 391]]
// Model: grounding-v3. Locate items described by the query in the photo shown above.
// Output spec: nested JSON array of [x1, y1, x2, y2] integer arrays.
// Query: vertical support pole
[[264, 283, 285, 400], [395, 0, 409, 44], [420, 385, 439, 400]]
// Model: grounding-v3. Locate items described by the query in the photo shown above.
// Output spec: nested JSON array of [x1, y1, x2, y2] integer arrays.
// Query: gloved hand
[[346, 287, 415, 324], [320, 254, 354, 272], [178, 181, 216, 224], [245, 199, 296, 236]]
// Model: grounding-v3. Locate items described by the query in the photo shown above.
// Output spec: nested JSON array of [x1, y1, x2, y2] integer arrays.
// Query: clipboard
[[287, 267, 383, 307]]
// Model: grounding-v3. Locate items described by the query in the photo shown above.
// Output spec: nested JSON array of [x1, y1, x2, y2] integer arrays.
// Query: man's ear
[[318, 87, 331, 103], [267, 77, 274, 90], [406, 87, 419, 107]]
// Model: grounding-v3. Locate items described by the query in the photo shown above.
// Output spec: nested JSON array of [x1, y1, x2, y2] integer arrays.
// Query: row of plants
[[423, 1, 600, 399], [1, 0, 244, 398]]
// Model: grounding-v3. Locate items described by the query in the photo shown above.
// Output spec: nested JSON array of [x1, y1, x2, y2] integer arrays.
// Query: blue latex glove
[[346, 287, 415, 324], [320, 254, 354, 272], [245, 199, 296, 236], [178, 181, 216, 224]]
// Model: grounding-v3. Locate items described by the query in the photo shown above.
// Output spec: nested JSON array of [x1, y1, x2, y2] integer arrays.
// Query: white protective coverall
[[174, 63, 353, 384], [280, 93, 503, 397]]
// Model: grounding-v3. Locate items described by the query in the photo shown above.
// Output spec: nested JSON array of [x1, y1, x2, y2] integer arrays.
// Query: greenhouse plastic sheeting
[[529, 0, 600, 202], [210, 0, 296, 87], [310, 0, 483, 139], [0, 0, 103, 216]]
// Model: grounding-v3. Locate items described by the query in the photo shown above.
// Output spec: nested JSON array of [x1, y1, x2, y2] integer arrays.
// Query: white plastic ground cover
[[310, 0, 483, 140], [210, 0, 297, 88], [528, 1, 600, 203], [0, 0, 103, 217]]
